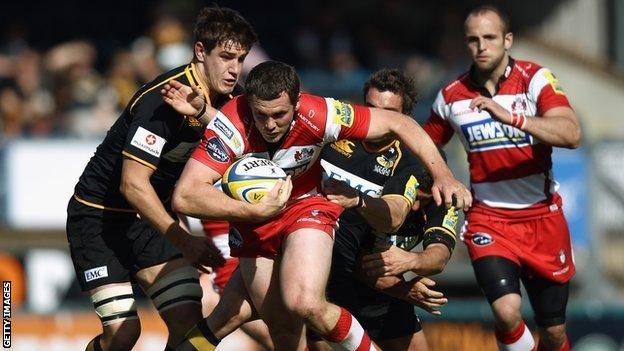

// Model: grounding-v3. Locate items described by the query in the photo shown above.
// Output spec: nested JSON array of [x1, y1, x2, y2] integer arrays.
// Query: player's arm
[[361, 200, 457, 277], [470, 98, 580, 148], [364, 108, 472, 210], [323, 178, 410, 233], [353, 264, 446, 315], [172, 158, 292, 222], [120, 158, 223, 269], [519, 106, 580, 148]]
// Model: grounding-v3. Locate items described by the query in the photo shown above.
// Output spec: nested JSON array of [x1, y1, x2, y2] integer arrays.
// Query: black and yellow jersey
[[73, 63, 241, 212], [320, 138, 458, 277]]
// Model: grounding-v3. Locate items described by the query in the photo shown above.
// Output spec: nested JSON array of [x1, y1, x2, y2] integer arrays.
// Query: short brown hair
[[245, 61, 300, 105], [465, 5, 511, 34], [193, 7, 258, 53], [363, 69, 418, 115]]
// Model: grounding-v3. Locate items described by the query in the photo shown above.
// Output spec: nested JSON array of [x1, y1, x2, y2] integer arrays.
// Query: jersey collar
[[468, 56, 515, 97], [186, 63, 212, 103]]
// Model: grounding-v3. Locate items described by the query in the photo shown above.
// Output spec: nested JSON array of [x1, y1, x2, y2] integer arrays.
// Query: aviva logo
[[461, 118, 531, 151]]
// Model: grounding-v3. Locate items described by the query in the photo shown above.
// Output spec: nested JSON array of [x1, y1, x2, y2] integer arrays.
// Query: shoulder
[[437, 71, 472, 104], [294, 93, 329, 133], [128, 65, 189, 114], [513, 59, 544, 82]]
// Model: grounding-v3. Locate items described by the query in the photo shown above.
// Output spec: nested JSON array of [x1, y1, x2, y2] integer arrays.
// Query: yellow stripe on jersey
[[73, 195, 137, 213], [424, 224, 457, 240], [129, 70, 187, 114], [121, 151, 157, 170]]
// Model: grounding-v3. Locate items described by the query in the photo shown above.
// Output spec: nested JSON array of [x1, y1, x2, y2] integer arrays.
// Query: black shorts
[[66, 196, 182, 291], [327, 277, 422, 341]]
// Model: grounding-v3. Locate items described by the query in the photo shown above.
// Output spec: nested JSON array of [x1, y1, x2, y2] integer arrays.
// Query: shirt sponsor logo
[[297, 111, 320, 132], [403, 175, 419, 204], [330, 140, 355, 157], [84, 266, 109, 282], [461, 118, 531, 151], [130, 127, 166, 157], [332, 100, 354, 127], [206, 136, 230, 163], [471, 233, 493, 246], [213, 118, 234, 139]]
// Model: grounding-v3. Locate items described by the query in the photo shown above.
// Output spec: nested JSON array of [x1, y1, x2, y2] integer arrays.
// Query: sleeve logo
[[543, 70, 565, 95], [332, 100, 354, 127], [403, 175, 419, 204], [442, 207, 459, 232], [213, 118, 234, 139], [206, 136, 230, 163], [130, 126, 166, 157]]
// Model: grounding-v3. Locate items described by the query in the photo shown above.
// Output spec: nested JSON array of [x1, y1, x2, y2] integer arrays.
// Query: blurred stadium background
[[1, 0, 624, 350]]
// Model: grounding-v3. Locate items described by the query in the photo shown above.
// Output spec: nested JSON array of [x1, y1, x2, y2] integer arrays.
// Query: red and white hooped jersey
[[191, 93, 371, 200], [424, 59, 572, 209]]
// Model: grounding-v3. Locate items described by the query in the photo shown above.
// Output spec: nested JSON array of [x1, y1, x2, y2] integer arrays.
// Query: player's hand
[[403, 277, 447, 315], [161, 80, 217, 123], [167, 225, 225, 272], [470, 96, 513, 125], [361, 244, 416, 277], [323, 178, 360, 208], [256, 176, 292, 219], [430, 174, 472, 211]]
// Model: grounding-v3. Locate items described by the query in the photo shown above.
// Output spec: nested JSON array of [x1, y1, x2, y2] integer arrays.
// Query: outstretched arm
[[365, 108, 472, 210]]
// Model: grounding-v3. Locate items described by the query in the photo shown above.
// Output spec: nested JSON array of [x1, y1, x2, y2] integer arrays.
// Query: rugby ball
[[221, 157, 287, 203]]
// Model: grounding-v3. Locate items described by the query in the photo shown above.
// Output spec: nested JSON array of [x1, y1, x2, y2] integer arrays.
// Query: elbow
[[569, 130, 582, 149], [388, 218, 405, 234], [171, 188, 189, 215], [119, 178, 138, 204]]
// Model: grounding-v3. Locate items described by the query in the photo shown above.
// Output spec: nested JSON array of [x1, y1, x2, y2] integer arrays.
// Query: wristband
[[510, 112, 527, 130], [355, 193, 364, 208], [195, 100, 207, 120]]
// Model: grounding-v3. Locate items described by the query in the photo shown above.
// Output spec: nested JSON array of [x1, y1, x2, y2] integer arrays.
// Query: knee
[[102, 322, 141, 350], [491, 298, 522, 331], [284, 293, 326, 321], [162, 303, 203, 342]]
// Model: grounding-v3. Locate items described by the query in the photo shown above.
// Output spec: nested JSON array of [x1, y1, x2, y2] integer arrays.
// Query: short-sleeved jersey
[[423, 58, 571, 209], [73, 63, 239, 211], [321, 139, 458, 278], [191, 93, 371, 199]]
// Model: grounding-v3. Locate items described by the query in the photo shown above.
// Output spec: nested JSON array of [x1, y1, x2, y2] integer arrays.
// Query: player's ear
[[194, 41, 205, 62], [504, 31, 513, 51], [295, 92, 301, 111]]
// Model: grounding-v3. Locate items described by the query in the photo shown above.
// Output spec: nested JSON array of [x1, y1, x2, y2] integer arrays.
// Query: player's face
[[197, 40, 248, 95], [250, 91, 297, 143], [365, 87, 403, 113], [465, 12, 513, 73]]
